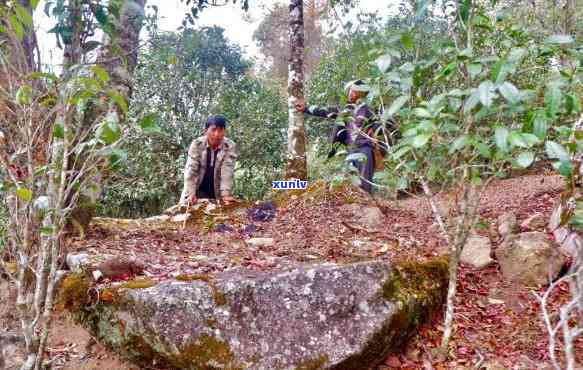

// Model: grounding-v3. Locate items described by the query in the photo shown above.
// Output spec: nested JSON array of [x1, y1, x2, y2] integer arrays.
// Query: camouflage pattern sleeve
[[219, 141, 239, 197], [304, 105, 340, 119], [179, 140, 202, 205]]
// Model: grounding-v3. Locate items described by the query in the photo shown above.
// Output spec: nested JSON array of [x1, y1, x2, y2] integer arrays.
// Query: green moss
[[175, 275, 227, 306], [120, 278, 157, 289], [337, 257, 449, 369], [56, 273, 92, 312], [172, 334, 242, 370], [295, 355, 329, 370], [176, 274, 212, 282]]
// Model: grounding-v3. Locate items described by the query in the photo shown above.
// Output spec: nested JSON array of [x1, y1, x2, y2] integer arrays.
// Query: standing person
[[295, 80, 387, 193], [179, 115, 239, 206]]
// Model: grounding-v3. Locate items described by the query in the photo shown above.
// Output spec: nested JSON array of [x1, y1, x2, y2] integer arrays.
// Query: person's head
[[347, 80, 368, 103], [205, 115, 227, 148]]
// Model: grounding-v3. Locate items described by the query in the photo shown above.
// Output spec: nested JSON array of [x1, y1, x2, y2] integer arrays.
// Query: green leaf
[[478, 81, 496, 108], [401, 32, 414, 50], [53, 122, 64, 139], [14, 4, 33, 28], [516, 151, 534, 168], [412, 133, 431, 148], [107, 90, 128, 113], [385, 96, 409, 118], [545, 34, 574, 44], [468, 63, 482, 79], [475, 142, 492, 158], [463, 90, 480, 114], [545, 141, 570, 162], [449, 135, 469, 154], [9, 15, 23, 40], [139, 113, 162, 134], [508, 131, 528, 148], [545, 84, 562, 118], [91, 65, 110, 82], [533, 112, 548, 139], [16, 188, 33, 202], [566, 93, 582, 115], [413, 108, 432, 119], [31, 0, 40, 9], [498, 82, 520, 104], [27, 71, 58, 81], [521, 133, 541, 147], [40, 226, 54, 236], [16, 85, 32, 105], [558, 161, 574, 177], [94, 5, 108, 26], [96, 120, 121, 145], [376, 54, 392, 73], [495, 127, 509, 152], [392, 146, 410, 160], [460, 0, 471, 23]]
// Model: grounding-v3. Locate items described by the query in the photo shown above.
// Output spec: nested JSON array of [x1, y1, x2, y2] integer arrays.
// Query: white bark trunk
[[286, 0, 307, 180]]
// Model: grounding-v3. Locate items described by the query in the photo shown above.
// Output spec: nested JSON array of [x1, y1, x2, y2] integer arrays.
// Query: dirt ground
[[1, 172, 582, 369]]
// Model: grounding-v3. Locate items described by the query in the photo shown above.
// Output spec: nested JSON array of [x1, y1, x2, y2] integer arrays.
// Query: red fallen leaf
[[385, 355, 401, 367]]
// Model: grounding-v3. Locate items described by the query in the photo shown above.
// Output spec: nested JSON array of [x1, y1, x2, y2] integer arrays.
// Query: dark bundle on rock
[[93, 257, 144, 281], [247, 201, 277, 222]]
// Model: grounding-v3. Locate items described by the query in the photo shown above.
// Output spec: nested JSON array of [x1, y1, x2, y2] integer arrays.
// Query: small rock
[[145, 215, 170, 222], [66, 253, 89, 272], [341, 204, 384, 229], [171, 213, 190, 223], [461, 235, 494, 269], [520, 213, 546, 231], [247, 237, 275, 247], [498, 212, 517, 239], [495, 232, 566, 287]]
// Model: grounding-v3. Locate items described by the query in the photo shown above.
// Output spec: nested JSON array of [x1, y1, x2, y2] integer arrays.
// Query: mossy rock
[[60, 259, 448, 369]]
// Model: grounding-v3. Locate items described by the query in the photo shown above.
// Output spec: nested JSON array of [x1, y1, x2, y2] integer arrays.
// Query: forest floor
[[2, 168, 582, 369]]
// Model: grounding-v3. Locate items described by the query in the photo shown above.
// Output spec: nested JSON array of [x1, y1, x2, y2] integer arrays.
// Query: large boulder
[[61, 259, 448, 369], [495, 232, 566, 286]]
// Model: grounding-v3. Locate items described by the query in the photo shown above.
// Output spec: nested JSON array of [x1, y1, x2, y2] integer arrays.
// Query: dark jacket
[[303, 102, 394, 159]]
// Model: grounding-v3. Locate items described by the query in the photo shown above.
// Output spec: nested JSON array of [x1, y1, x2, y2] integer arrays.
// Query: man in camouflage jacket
[[179, 115, 238, 205], [296, 80, 390, 194]]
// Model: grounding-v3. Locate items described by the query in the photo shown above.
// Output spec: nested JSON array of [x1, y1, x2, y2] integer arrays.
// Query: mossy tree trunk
[[285, 0, 307, 181]]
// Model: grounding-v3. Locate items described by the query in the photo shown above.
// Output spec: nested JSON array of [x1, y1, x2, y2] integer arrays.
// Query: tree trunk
[[285, 0, 307, 181], [68, 0, 147, 235]]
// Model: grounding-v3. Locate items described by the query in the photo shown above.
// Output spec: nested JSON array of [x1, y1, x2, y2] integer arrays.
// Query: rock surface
[[461, 235, 494, 269], [495, 232, 566, 286], [63, 259, 448, 370]]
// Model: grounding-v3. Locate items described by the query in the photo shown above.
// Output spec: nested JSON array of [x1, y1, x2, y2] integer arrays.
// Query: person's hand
[[222, 195, 236, 205], [188, 194, 197, 205], [295, 100, 306, 113]]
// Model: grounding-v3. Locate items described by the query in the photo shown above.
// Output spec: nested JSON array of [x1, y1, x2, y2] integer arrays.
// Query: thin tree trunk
[[285, 0, 307, 180]]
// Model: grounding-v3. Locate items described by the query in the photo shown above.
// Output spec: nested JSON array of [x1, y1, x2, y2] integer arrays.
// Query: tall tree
[[253, 1, 327, 85], [286, 0, 307, 180], [0, 1, 146, 368]]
